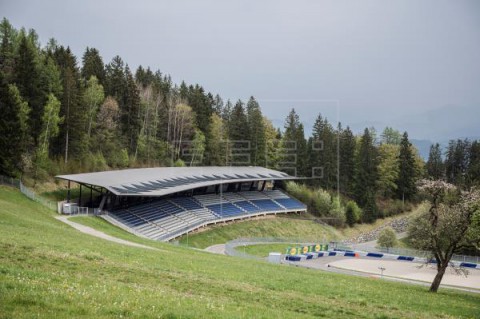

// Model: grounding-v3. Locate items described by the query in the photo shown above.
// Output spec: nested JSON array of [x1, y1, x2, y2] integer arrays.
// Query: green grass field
[[241, 243, 298, 257], [177, 216, 343, 248], [1, 185, 479, 318]]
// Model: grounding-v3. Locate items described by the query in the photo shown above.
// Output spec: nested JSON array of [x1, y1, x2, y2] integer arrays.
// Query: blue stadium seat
[[274, 198, 306, 210], [235, 201, 261, 213], [207, 203, 244, 217], [251, 199, 283, 211]]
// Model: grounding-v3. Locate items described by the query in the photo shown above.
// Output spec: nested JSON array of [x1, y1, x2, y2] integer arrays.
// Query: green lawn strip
[[241, 243, 297, 257], [178, 216, 343, 249], [1, 186, 479, 318]]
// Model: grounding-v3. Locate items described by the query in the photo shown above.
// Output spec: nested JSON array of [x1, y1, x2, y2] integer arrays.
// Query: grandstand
[[56, 166, 307, 241]]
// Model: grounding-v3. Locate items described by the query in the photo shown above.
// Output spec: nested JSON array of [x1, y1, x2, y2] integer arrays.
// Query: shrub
[[377, 226, 397, 248], [312, 189, 332, 216], [328, 196, 346, 227], [345, 201, 362, 226]]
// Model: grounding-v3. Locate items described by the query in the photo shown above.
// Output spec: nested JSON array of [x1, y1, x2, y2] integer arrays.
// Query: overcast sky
[[2, 0, 479, 141]]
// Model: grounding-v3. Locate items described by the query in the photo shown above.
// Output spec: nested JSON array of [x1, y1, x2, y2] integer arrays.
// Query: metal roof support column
[[67, 181, 71, 203]]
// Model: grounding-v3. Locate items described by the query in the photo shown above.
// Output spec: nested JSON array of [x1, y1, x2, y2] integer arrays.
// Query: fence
[[340, 244, 480, 264], [224, 237, 328, 260], [1, 174, 57, 211]]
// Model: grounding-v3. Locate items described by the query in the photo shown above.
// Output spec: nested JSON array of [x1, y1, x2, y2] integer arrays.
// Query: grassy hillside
[[0, 186, 479, 318], [177, 216, 343, 248]]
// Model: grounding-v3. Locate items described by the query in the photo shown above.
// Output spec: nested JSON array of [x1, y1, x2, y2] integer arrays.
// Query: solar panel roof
[[56, 166, 300, 196]]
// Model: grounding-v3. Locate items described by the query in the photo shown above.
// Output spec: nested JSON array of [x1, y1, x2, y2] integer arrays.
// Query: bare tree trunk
[[430, 262, 447, 292]]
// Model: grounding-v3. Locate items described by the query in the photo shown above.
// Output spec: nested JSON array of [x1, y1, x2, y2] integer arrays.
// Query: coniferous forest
[[1, 18, 480, 224]]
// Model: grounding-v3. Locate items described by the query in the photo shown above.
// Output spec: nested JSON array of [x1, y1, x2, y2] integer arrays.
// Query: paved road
[[205, 244, 226, 254], [55, 216, 164, 251]]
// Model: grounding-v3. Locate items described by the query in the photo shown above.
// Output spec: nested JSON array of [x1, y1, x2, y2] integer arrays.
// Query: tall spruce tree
[[354, 128, 378, 222], [282, 108, 307, 176], [81, 47, 105, 85], [445, 139, 470, 186], [467, 140, 480, 187], [228, 100, 248, 165], [0, 75, 30, 176], [339, 126, 356, 196], [310, 114, 337, 188], [246, 96, 266, 166], [0, 18, 17, 82], [426, 143, 444, 180], [396, 132, 416, 201], [15, 31, 44, 144], [52, 46, 86, 162], [122, 65, 141, 154]]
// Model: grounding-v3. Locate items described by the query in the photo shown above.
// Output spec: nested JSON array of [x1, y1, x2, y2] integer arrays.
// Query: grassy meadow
[[1, 185, 479, 318]]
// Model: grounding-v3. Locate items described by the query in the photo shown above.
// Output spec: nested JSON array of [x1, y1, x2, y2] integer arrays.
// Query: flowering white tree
[[409, 180, 480, 292]]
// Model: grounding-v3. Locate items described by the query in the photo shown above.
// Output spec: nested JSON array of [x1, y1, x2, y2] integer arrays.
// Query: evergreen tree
[[467, 140, 480, 186], [281, 108, 307, 176], [0, 18, 17, 82], [354, 128, 378, 221], [81, 47, 105, 85], [339, 126, 356, 196], [246, 96, 266, 166], [104, 55, 126, 104], [52, 46, 86, 162], [426, 143, 444, 180], [0, 76, 30, 176], [14, 31, 44, 144], [445, 139, 470, 186], [310, 113, 336, 188], [228, 100, 248, 165], [122, 65, 141, 154], [396, 132, 416, 201]]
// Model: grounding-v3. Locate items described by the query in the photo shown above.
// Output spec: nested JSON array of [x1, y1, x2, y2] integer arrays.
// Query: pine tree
[[0, 18, 17, 82], [467, 140, 480, 186], [339, 126, 356, 196], [310, 113, 337, 188], [281, 109, 307, 176], [0, 76, 30, 176], [105, 56, 126, 104], [426, 143, 444, 180], [396, 132, 416, 201], [228, 100, 248, 165], [354, 128, 378, 221], [15, 31, 44, 144], [123, 65, 141, 154], [52, 46, 86, 162], [81, 47, 105, 85], [445, 139, 470, 186], [246, 96, 266, 166]]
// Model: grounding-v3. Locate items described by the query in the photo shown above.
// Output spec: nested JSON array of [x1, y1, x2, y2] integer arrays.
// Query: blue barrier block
[[328, 252, 337, 256], [397, 256, 414, 261], [366, 253, 384, 258], [286, 255, 302, 261], [334, 249, 355, 253], [428, 259, 438, 264], [317, 252, 325, 257], [306, 254, 313, 260], [460, 262, 477, 268], [344, 252, 356, 257]]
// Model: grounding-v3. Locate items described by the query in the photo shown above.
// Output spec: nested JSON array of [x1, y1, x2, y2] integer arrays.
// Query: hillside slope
[[0, 186, 478, 318]]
